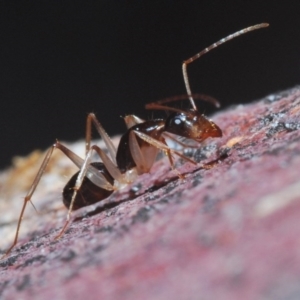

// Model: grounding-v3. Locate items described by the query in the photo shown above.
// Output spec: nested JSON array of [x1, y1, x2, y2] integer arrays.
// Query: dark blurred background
[[0, 1, 299, 169]]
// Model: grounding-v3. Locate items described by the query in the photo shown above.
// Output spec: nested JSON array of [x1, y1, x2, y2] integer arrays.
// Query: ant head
[[164, 111, 222, 142]]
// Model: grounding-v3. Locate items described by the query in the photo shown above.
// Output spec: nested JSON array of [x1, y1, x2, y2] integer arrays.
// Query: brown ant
[[1, 23, 269, 258]]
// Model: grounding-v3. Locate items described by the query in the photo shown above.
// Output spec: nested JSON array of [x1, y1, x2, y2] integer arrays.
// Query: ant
[[2, 23, 269, 258]]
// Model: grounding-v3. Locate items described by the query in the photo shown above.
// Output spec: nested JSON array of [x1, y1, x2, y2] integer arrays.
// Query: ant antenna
[[182, 23, 269, 110]]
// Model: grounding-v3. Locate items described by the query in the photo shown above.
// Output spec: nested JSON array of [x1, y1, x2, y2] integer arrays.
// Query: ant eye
[[168, 113, 186, 129], [174, 118, 182, 125], [164, 112, 189, 136]]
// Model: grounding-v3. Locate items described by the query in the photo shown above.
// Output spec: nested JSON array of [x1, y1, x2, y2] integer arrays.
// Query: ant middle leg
[[86, 113, 117, 163], [85, 113, 140, 184], [54, 139, 141, 240], [123, 115, 145, 129]]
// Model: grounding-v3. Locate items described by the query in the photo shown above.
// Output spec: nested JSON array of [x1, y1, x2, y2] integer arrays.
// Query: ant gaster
[[2, 23, 269, 258]]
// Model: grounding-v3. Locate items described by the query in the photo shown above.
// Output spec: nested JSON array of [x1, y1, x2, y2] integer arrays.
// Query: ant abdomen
[[62, 162, 114, 210], [164, 111, 222, 142]]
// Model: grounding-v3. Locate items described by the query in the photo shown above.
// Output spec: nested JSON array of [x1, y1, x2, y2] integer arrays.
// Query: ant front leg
[[131, 130, 198, 179]]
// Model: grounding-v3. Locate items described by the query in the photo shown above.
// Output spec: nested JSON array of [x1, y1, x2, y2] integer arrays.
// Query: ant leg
[[2, 141, 113, 258], [163, 132, 199, 149], [55, 142, 114, 190], [133, 131, 217, 173], [54, 143, 118, 240], [53, 144, 99, 240], [89, 144, 131, 184], [1, 145, 56, 258], [133, 130, 197, 165], [54, 140, 137, 240], [123, 115, 145, 129], [128, 131, 153, 174], [55, 139, 142, 240], [131, 130, 198, 179], [86, 113, 117, 163]]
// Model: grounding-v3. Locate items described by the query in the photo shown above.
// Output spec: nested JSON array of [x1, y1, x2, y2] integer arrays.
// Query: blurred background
[[0, 1, 299, 169]]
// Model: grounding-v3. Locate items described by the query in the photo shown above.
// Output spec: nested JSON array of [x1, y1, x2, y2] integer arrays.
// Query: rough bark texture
[[0, 87, 300, 300]]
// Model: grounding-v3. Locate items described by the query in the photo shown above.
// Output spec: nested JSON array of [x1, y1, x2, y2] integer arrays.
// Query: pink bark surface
[[0, 87, 300, 300]]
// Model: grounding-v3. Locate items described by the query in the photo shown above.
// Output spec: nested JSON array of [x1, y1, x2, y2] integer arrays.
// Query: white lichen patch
[[254, 181, 300, 218]]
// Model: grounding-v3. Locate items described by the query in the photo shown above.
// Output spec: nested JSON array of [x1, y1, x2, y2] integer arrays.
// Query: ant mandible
[[2, 23, 269, 258]]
